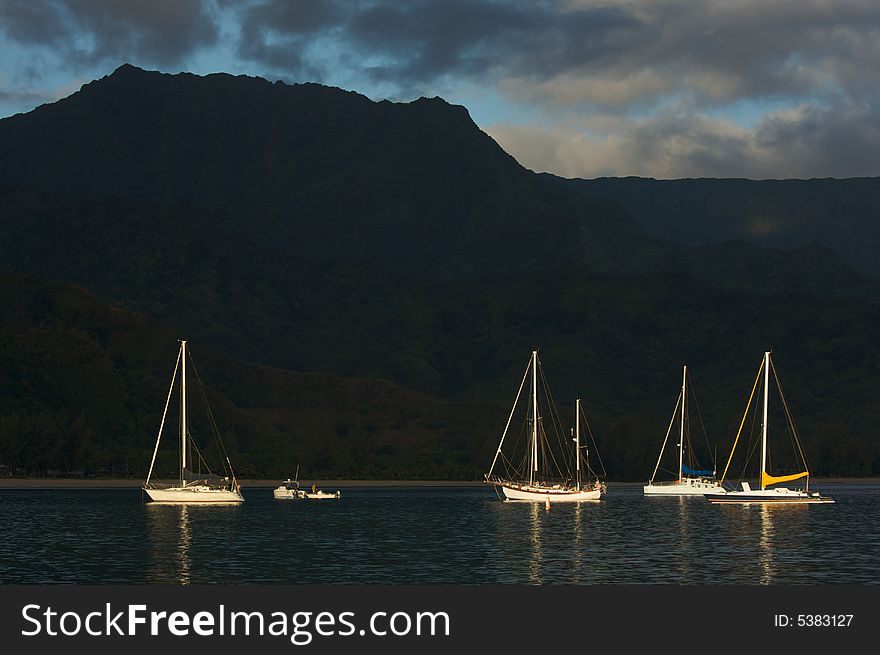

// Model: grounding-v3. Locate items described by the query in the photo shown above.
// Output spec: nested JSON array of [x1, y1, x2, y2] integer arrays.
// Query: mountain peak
[[111, 62, 145, 75], [0, 65, 633, 277]]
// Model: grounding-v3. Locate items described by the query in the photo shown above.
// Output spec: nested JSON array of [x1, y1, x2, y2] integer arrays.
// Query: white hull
[[706, 486, 833, 504], [144, 485, 244, 503], [499, 482, 604, 502], [273, 486, 341, 499], [273, 487, 303, 499], [304, 490, 341, 499], [644, 478, 725, 496]]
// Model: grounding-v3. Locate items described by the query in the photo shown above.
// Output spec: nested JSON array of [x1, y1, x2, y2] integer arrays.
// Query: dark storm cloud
[[0, 0, 219, 67], [235, 0, 642, 89], [3, 0, 879, 177], [231, 0, 880, 109], [235, 0, 351, 76]]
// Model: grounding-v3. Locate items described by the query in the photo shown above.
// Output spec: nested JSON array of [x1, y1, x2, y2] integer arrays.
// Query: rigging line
[[739, 385, 762, 482], [579, 401, 607, 479], [510, 420, 529, 479], [536, 358, 568, 479], [650, 392, 681, 484], [687, 369, 712, 471], [720, 358, 764, 482], [542, 359, 577, 479], [684, 406, 694, 468], [537, 359, 565, 463], [188, 351, 235, 480], [488, 358, 531, 478], [146, 348, 181, 486], [766, 361, 798, 472], [186, 430, 215, 477], [772, 361, 812, 475]]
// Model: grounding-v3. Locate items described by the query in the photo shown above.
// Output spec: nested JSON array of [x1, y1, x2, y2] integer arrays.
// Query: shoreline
[[0, 477, 876, 489]]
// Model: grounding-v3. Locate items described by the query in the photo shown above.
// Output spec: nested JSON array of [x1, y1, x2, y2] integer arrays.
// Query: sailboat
[[644, 365, 725, 496], [143, 340, 244, 503], [485, 350, 606, 501], [705, 351, 833, 504]]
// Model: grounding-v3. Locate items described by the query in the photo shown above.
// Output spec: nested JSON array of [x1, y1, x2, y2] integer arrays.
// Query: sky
[[1, 0, 879, 180]]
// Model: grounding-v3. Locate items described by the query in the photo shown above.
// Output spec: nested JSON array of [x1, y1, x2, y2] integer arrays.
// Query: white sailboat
[[143, 340, 244, 503], [706, 351, 833, 504], [485, 350, 606, 502], [644, 365, 725, 496]]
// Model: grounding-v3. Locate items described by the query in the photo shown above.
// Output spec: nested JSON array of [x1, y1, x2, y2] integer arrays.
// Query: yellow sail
[[762, 470, 808, 487], [720, 358, 764, 482]]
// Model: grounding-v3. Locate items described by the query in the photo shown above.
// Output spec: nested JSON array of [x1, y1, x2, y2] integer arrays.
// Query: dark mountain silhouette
[[0, 64, 638, 278], [0, 270, 489, 479], [555, 175, 880, 277], [1, 64, 874, 301], [0, 65, 878, 479]]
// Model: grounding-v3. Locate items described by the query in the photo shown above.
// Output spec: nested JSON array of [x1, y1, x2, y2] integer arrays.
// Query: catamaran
[[644, 365, 725, 496], [485, 350, 606, 501], [705, 351, 833, 504], [143, 340, 244, 503]]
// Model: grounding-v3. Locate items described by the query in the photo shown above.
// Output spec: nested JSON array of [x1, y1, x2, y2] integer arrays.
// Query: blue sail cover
[[682, 464, 714, 477]]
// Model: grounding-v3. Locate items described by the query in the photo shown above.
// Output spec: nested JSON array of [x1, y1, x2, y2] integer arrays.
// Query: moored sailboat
[[143, 340, 244, 503], [644, 365, 725, 496], [485, 350, 606, 501], [705, 351, 832, 505]]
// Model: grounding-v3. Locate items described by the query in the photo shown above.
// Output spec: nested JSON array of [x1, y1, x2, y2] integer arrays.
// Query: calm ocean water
[[0, 484, 876, 584]]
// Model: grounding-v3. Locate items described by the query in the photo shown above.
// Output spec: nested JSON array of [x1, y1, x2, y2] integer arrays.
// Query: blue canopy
[[682, 464, 714, 477]]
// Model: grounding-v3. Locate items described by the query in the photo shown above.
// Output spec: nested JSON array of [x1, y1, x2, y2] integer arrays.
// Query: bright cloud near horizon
[[2, 0, 879, 179]]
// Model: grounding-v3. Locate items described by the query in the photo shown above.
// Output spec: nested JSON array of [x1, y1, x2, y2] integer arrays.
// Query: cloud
[[231, 0, 880, 109], [2, 0, 879, 178], [235, 0, 643, 93], [228, 0, 880, 177], [0, 0, 219, 68], [487, 98, 880, 179]]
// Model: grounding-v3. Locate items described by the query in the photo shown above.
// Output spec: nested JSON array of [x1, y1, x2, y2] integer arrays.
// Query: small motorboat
[[274, 466, 341, 499], [303, 483, 341, 499], [273, 477, 305, 499]]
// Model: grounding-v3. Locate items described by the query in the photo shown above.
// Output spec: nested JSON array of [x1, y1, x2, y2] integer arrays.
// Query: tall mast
[[181, 340, 187, 487], [531, 350, 538, 485], [679, 365, 686, 482], [575, 398, 582, 490], [760, 351, 769, 490]]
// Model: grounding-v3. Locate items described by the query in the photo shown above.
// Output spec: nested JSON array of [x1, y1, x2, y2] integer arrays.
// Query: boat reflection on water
[[528, 502, 544, 584], [759, 504, 775, 584], [676, 496, 694, 581], [145, 502, 241, 584], [755, 502, 812, 585], [572, 502, 583, 583], [716, 500, 813, 585]]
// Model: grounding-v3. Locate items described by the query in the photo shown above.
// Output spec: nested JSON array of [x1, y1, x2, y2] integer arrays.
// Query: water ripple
[[0, 485, 876, 584]]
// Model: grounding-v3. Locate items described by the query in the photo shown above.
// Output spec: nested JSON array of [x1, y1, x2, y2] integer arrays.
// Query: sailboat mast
[[679, 365, 686, 481], [531, 350, 538, 485], [181, 340, 187, 487], [760, 351, 770, 490], [575, 398, 581, 490]]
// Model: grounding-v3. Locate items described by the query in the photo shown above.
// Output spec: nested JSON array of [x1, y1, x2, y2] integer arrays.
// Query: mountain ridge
[[555, 174, 880, 277], [0, 65, 877, 479]]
